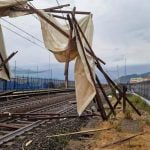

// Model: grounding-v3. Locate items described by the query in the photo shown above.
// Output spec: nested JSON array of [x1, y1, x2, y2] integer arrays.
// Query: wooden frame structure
[[13, 3, 141, 121]]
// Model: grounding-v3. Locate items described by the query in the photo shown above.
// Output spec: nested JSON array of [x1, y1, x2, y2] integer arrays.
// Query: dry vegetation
[[66, 95, 150, 150]]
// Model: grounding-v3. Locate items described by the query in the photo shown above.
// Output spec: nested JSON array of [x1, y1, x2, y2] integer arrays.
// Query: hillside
[[118, 72, 150, 83]]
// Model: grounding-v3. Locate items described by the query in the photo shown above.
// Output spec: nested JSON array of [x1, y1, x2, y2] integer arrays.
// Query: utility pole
[[125, 57, 127, 77], [49, 53, 51, 79], [37, 65, 39, 78], [14, 61, 16, 89], [117, 65, 120, 83], [51, 69, 53, 80], [124, 57, 127, 84], [37, 65, 39, 89]]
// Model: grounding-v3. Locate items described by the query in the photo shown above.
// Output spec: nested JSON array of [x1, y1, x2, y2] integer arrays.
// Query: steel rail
[[0, 102, 76, 145], [0, 89, 75, 101], [0, 93, 75, 111]]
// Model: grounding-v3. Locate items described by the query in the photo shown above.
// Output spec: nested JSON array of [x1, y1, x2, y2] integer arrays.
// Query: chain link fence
[[0, 76, 75, 92], [127, 81, 150, 100]]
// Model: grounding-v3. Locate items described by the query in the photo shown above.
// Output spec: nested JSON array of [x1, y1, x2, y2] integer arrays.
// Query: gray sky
[[1, 0, 150, 69]]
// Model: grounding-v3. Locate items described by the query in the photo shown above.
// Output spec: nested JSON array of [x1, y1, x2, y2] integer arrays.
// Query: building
[[130, 77, 144, 83]]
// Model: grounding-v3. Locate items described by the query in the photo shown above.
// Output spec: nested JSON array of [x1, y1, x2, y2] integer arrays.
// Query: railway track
[[0, 88, 102, 149], [0, 92, 75, 113], [0, 88, 75, 101], [0, 91, 77, 147]]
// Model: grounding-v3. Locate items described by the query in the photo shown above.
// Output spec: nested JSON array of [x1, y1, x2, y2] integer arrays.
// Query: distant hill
[[118, 72, 150, 83], [10, 63, 150, 83], [10, 63, 74, 80]]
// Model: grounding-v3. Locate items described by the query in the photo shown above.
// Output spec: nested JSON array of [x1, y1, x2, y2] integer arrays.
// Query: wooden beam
[[85, 47, 106, 65], [28, 5, 69, 38], [44, 4, 70, 11], [0, 51, 18, 69], [47, 127, 112, 138], [47, 9, 91, 14], [101, 132, 146, 148], [72, 16, 107, 120], [52, 14, 68, 20], [64, 14, 73, 88], [0, 53, 10, 79], [96, 75, 116, 116], [12, 5, 90, 15]]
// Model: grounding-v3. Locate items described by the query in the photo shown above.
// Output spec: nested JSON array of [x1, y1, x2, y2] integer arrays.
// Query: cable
[[14, 0, 40, 22], [55, 0, 69, 29], [1, 18, 43, 43], [28, 1, 40, 21], [1, 24, 46, 49]]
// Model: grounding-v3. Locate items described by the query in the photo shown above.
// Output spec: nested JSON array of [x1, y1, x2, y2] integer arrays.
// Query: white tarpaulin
[[0, 24, 10, 80], [0, 0, 28, 80], [39, 11, 96, 115], [0, 0, 28, 17]]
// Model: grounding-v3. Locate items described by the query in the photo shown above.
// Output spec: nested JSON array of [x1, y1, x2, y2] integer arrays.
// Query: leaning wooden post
[[72, 14, 107, 120], [64, 14, 73, 88], [123, 85, 127, 113], [96, 64, 141, 116], [96, 75, 116, 116], [28, 4, 69, 38]]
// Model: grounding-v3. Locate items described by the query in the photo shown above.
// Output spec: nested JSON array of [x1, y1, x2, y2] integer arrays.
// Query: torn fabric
[[39, 11, 96, 115], [0, 0, 28, 17], [0, 24, 10, 80]]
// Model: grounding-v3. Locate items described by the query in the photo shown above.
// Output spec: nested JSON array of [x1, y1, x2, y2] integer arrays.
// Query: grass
[[128, 94, 150, 114]]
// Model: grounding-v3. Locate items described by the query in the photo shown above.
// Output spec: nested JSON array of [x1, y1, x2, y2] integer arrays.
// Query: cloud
[[1, 0, 150, 69]]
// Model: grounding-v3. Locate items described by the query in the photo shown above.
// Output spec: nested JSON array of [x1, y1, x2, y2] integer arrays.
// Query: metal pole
[[13, 61, 16, 90]]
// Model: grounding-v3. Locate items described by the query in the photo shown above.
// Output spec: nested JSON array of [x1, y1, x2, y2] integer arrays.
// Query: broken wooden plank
[[101, 131, 146, 148], [47, 127, 112, 138], [28, 4, 69, 38]]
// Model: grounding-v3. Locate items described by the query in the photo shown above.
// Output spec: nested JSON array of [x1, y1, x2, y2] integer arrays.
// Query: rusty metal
[[27, 114, 100, 121], [0, 123, 21, 130], [0, 113, 60, 117], [0, 88, 75, 101]]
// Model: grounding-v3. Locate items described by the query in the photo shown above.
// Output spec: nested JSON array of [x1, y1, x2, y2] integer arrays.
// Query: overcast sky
[[1, 0, 150, 69]]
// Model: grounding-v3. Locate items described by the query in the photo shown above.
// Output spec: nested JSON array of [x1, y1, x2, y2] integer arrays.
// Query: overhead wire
[[0, 0, 48, 49], [55, 0, 70, 29], [1, 24, 46, 49], [1, 0, 72, 51], [28, 1, 40, 21], [14, 0, 40, 22], [1, 18, 43, 43]]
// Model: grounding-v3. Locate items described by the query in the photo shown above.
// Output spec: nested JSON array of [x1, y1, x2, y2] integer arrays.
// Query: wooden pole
[[85, 47, 106, 65], [72, 14, 107, 120], [14, 7, 90, 15], [71, 15, 141, 117], [97, 64, 141, 116], [96, 75, 116, 116], [0, 51, 18, 69], [47, 127, 112, 138], [101, 132, 146, 148], [123, 85, 127, 113], [28, 5, 69, 38], [0, 53, 10, 79], [64, 14, 74, 88]]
